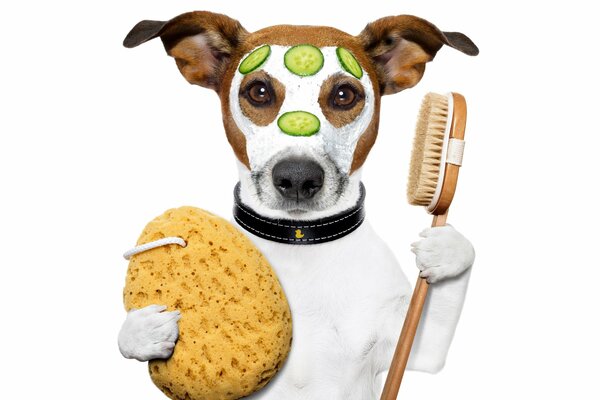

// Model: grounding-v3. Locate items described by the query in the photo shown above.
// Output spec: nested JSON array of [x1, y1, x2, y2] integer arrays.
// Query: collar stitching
[[234, 215, 365, 242], [234, 201, 364, 228]]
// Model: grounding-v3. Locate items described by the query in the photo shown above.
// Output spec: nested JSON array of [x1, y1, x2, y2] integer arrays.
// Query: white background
[[1, 0, 598, 398]]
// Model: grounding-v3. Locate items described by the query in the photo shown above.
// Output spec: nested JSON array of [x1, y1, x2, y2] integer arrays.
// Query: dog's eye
[[245, 81, 272, 106], [331, 84, 358, 109]]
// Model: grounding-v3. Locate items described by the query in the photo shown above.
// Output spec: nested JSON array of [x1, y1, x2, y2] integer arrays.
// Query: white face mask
[[228, 45, 376, 176]]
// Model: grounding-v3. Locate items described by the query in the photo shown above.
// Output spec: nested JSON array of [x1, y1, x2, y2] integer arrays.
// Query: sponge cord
[[123, 237, 187, 260]]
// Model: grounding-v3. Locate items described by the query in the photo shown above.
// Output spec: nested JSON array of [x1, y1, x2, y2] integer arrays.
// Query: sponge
[[123, 206, 292, 400]]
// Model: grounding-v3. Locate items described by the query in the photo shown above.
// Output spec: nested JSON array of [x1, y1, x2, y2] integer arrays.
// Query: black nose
[[272, 158, 324, 200]]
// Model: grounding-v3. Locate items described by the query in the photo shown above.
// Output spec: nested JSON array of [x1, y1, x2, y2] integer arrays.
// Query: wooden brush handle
[[380, 211, 448, 400]]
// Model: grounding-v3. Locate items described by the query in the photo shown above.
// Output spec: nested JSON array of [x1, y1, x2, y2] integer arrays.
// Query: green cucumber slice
[[336, 47, 363, 79], [277, 111, 320, 136], [239, 45, 271, 74], [284, 45, 324, 76]]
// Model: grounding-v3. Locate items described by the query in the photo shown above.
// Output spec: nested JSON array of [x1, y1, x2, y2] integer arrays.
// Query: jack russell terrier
[[118, 11, 478, 399]]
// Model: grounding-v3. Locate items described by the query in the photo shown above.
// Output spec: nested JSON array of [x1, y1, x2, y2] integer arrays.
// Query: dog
[[118, 11, 477, 399]]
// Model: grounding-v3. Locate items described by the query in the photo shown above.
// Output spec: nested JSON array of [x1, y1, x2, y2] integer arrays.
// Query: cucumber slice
[[239, 45, 271, 74], [284, 45, 324, 76], [336, 47, 363, 79], [277, 111, 320, 136]]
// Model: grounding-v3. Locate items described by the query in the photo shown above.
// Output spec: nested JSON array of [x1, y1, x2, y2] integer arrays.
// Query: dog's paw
[[118, 304, 181, 361], [410, 225, 475, 284]]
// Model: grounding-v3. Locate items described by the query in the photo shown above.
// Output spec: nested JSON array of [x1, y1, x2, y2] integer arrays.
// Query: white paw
[[410, 225, 475, 284], [118, 304, 181, 361]]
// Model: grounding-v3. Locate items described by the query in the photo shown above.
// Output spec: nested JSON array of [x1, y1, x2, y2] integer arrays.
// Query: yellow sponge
[[123, 206, 292, 400]]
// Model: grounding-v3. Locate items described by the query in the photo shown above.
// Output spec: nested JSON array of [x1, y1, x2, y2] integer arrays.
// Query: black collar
[[233, 183, 366, 245]]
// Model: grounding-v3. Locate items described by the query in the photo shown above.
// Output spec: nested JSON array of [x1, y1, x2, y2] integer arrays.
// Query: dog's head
[[125, 12, 477, 217]]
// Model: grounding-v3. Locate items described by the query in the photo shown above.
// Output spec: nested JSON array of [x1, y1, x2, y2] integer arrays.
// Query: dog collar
[[233, 182, 366, 245]]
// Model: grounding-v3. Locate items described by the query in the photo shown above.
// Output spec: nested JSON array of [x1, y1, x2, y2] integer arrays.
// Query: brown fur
[[239, 71, 286, 127], [376, 39, 431, 94], [221, 106, 250, 168], [318, 73, 365, 129], [168, 35, 220, 89], [350, 96, 380, 173], [357, 15, 477, 94], [219, 49, 250, 168], [125, 11, 477, 172], [139, 12, 249, 90]]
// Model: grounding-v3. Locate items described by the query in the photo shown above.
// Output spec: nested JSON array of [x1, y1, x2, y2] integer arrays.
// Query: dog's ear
[[124, 11, 248, 91], [357, 15, 478, 95]]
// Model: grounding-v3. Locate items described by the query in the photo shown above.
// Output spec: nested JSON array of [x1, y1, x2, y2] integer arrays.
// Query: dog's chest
[[237, 221, 408, 398]]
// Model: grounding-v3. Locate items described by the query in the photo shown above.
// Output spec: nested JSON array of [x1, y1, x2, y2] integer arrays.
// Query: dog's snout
[[272, 158, 324, 200]]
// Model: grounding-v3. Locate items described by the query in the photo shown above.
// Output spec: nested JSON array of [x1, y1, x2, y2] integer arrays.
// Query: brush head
[[407, 92, 467, 215], [407, 92, 450, 207]]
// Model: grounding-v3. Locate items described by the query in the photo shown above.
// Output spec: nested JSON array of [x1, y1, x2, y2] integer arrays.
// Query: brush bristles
[[407, 93, 449, 207]]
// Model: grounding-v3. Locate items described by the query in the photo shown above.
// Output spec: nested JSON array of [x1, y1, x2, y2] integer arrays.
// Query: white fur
[[238, 160, 363, 220], [118, 305, 180, 362], [412, 224, 475, 283], [236, 217, 474, 398]]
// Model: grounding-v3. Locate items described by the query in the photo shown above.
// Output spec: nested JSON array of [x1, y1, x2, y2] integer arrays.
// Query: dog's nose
[[272, 158, 324, 200]]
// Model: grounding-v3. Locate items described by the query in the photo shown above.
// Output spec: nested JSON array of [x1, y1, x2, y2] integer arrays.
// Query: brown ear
[[123, 11, 248, 91], [358, 15, 478, 95]]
